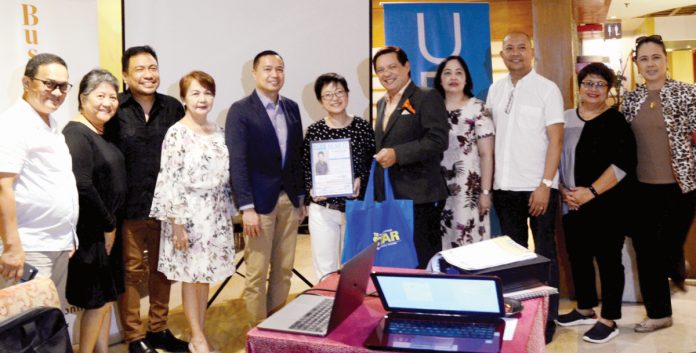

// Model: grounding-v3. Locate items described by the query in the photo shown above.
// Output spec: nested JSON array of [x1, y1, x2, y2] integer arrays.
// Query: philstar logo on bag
[[373, 228, 401, 248]]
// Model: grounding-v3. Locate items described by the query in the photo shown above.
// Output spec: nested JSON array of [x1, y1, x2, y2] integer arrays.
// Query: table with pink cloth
[[246, 267, 549, 353]]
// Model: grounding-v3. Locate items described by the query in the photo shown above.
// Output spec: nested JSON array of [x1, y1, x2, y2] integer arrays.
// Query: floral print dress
[[440, 98, 495, 249], [150, 122, 236, 283]]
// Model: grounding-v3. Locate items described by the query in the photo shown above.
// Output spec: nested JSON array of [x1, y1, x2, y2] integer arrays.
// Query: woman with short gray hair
[[63, 68, 126, 353]]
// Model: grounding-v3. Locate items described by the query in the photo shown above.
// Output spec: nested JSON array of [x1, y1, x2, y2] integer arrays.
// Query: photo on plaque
[[310, 138, 354, 198]]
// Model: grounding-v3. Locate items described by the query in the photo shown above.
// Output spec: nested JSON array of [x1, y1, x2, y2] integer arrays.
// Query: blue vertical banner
[[383, 2, 492, 99], [383, 2, 501, 235]]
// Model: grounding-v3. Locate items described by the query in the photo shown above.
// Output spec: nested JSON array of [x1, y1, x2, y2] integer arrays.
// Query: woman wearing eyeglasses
[[622, 35, 696, 332], [301, 73, 375, 280], [433, 56, 494, 248], [554, 63, 636, 343]]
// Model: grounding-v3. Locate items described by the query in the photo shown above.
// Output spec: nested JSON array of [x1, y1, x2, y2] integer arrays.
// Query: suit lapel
[[279, 97, 296, 167], [375, 98, 386, 146], [383, 82, 416, 137]]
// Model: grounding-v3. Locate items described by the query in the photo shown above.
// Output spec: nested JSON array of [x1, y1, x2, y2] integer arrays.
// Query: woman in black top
[[301, 73, 375, 279], [555, 63, 636, 343], [63, 69, 126, 353]]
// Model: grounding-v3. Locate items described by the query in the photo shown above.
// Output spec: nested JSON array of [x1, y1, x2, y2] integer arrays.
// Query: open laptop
[[365, 272, 506, 353], [257, 242, 377, 336]]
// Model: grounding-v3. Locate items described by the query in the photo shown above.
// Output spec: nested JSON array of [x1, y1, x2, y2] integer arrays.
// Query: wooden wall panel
[[531, 0, 576, 299], [532, 0, 576, 109], [686, 219, 696, 279], [489, 1, 533, 40]]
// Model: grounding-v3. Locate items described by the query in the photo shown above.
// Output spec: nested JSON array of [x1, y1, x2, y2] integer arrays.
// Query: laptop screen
[[372, 273, 504, 316]]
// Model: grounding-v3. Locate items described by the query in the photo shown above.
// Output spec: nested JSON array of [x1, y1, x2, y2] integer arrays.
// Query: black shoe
[[545, 321, 556, 344], [146, 329, 189, 352], [583, 321, 619, 343], [128, 339, 156, 353], [555, 309, 597, 327]]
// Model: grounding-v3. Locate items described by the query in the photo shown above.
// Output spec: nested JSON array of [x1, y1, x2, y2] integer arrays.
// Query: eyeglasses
[[31, 77, 73, 93], [635, 35, 663, 46], [321, 90, 346, 101], [580, 81, 609, 89]]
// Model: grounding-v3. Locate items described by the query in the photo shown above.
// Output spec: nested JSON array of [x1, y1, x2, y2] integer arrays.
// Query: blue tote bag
[[341, 160, 418, 268]]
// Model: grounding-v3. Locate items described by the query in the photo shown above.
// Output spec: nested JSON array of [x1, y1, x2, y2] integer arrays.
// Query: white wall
[[0, 0, 99, 126], [124, 0, 370, 128], [656, 15, 696, 41]]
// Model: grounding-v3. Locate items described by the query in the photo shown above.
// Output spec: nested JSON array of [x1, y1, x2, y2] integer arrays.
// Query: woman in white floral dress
[[150, 71, 234, 353], [434, 56, 495, 249]]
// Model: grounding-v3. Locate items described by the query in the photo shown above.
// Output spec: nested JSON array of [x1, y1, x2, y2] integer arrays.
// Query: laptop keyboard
[[288, 298, 333, 332], [387, 319, 496, 339]]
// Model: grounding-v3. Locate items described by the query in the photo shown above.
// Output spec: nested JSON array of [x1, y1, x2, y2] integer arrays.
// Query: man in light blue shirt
[[225, 50, 306, 325]]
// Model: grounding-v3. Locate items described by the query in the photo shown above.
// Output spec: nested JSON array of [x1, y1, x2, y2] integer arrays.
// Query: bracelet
[[482, 189, 491, 195], [589, 185, 599, 197]]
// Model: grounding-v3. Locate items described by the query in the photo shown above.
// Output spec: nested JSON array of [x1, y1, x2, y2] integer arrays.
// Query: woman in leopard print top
[[622, 34, 695, 333]]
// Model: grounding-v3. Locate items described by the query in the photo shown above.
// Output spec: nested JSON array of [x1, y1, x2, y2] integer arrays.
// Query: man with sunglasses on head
[[0, 53, 78, 307], [485, 32, 564, 344]]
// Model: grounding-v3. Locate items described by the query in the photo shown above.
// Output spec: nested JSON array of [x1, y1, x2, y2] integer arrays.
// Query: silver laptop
[[257, 242, 377, 336]]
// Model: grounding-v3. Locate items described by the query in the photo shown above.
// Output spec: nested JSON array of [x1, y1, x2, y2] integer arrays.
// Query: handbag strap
[[364, 160, 395, 202], [22, 320, 40, 347]]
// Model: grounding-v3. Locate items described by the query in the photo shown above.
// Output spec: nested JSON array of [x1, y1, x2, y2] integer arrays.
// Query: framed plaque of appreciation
[[310, 138, 354, 197]]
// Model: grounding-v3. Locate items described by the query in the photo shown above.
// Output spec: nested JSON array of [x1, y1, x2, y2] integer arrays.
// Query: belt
[[315, 202, 342, 211], [326, 203, 341, 211]]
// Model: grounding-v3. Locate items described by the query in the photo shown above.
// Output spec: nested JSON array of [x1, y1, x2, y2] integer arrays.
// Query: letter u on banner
[[417, 12, 461, 64], [382, 2, 493, 97]]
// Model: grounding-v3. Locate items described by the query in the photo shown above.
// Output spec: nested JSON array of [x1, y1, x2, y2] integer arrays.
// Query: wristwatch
[[482, 189, 491, 195], [541, 178, 553, 188]]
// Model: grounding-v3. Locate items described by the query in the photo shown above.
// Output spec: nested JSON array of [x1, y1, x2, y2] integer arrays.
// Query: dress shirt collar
[[19, 98, 58, 133], [119, 89, 165, 110], [507, 69, 536, 88], [256, 89, 282, 109], [384, 79, 411, 105]]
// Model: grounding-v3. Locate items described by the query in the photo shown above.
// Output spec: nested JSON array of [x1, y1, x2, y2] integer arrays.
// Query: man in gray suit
[[372, 46, 449, 269]]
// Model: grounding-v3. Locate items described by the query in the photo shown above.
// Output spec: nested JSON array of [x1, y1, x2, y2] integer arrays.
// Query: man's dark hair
[[434, 56, 474, 99], [577, 62, 616, 88], [313, 73, 350, 101], [372, 46, 409, 70], [122, 45, 158, 73], [253, 50, 283, 70], [24, 53, 67, 78]]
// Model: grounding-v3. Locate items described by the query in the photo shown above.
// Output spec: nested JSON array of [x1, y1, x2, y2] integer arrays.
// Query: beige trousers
[[243, 192, 299, 325]]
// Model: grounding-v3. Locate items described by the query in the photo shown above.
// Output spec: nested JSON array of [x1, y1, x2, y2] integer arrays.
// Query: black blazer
[[225, 91, 304, 214], [374, 82, 449, 204]]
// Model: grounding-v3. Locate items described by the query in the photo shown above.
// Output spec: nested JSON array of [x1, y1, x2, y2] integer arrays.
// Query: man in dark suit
[[372, 46, 449, 269], [225, 50, 306, 326]]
